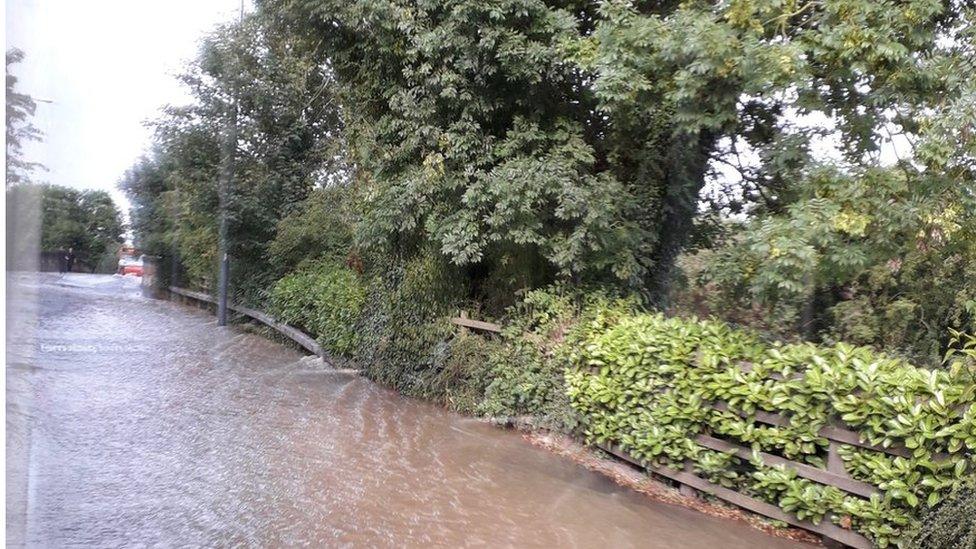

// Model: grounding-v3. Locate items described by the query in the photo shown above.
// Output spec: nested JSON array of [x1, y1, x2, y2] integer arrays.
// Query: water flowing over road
[[6, 273, 807, 548]]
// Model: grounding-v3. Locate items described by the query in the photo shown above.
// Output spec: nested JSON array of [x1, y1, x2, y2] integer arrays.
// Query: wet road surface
[[6, 273, 808, 548]]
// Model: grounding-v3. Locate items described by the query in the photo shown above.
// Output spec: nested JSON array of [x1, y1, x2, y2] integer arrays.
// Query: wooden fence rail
[[709, 401, 920, 460], [450, 311, 503, 333], [599, 443, 875, 549], [168, 286, 327, 360]]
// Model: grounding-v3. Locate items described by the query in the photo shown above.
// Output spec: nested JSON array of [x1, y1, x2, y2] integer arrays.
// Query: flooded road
[[6, 273, 807, 548]]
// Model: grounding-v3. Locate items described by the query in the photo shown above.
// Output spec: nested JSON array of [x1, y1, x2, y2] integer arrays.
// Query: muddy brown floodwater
[[6, 273, 809, 548]]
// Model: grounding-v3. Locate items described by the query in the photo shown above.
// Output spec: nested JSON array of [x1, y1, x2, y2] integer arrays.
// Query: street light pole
[[216, 0, 244, 327], [216, 90, 237, 327]]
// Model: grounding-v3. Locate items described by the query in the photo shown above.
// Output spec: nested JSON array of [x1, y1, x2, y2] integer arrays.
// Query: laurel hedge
[[565, 314, 976, 547], [268, 260, 366, 356]]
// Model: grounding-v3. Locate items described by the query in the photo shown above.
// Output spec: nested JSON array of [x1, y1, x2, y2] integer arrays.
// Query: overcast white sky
[[6, 0, 247, 216]]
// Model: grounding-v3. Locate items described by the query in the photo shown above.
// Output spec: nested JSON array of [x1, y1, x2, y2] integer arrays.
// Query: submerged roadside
[[9, 272, 814, 548]]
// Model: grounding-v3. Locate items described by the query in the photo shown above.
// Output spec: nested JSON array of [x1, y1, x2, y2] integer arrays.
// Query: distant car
[[118, 254, 144, 276]]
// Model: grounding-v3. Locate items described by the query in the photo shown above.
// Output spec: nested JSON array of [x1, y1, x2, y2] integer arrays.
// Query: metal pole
[[216, 0, 244, 326], [216, 100, 237, 326]]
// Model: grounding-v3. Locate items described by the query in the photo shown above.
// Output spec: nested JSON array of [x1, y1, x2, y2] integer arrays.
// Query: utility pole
[[216, 102, 236, 326], [216, 2, 244, 326]]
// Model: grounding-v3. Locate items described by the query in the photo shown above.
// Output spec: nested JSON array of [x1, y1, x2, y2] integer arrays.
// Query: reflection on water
[[6, 273, 806, 548]]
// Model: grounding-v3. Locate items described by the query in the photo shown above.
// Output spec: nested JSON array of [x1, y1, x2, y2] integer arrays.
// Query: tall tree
[[269, 0, 971, 304], [123, 11, 343, 299], [266, 0, 667, 300], [5, 48, 43, 186]]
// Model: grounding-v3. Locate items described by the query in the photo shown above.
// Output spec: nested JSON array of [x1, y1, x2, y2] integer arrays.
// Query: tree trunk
[[646, 130, 715, 306]]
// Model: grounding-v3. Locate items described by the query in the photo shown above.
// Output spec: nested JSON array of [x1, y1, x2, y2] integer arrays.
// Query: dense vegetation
[[6, 184, 125, 271], [565, 310, 975, 546], [120, 1, 975, 546], [124, 0, 975, 363]]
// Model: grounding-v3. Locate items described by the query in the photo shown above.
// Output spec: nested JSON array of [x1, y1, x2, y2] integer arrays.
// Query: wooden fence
[[167, 286, 327, 361], [450, 310, 503, 333], [446, 311, 915, 549]]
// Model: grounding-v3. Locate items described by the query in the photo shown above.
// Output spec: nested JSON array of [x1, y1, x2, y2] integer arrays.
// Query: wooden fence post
[[680, 461, 699, 499]]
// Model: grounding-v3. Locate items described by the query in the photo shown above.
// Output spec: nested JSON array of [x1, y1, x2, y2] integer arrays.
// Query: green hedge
[[906, 477, 976, 549], [268, 260, 366, 356], [565, 314, 976, 547]]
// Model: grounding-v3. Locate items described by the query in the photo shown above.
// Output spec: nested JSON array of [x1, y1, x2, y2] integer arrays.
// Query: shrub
[[434, 333, 500, 415], [565, 314, 975, 546], [686, 167, 976, 367], [269, 260, 365, 356], [471, 287, 636, 430], [351, 254, 467, 398], [906, 477, 976, 549], [268, 186, 355, 274]]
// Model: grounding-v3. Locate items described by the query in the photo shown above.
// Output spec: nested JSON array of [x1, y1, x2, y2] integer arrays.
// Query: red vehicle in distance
[[117, 246, 144, 276]]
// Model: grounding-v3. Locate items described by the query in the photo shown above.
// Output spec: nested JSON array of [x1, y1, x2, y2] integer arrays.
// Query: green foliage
[[566, 312, 975, 546], [6, 183, 124, 271], [690, 165, 976, 364], [267, 0, 691, 295], [268, 185, 356, 274], [119, 155, 175, 258], [269, 260, 365, 356], [474, 287, 641, 430], [130, 0, 974, 348], [478, 290, 579, 429], [6, 48, 43, 186], [351, 254, 468, 398], [121, 10, 342, 299], [906, 476, 976, 549], [433, 332, 502, 415]]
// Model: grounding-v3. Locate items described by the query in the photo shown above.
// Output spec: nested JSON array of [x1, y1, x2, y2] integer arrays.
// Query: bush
[[351, 254, 467, 399], [565, 313, 975, 546], [268, 186, 356, 274], [684, 167, 976, 367], [906, 477, 976, 549], [269, 260, 365, 356], [477, 287, 639, 430], [434, 333, 501, 415]]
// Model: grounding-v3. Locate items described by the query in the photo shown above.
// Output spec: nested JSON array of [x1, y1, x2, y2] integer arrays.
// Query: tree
[[6, 184, 124, 271], [6, 48, 43, 186], [123, 10, 343, 300], [676, 4, 976, 361], [126, 0, 975, 362], [264, 0, 669, 302], [574, 0, 973, 301]]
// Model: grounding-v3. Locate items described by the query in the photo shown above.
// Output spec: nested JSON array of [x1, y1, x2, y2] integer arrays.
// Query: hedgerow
[[268, 260, 365, 356], [565, 314, 976, 547]]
